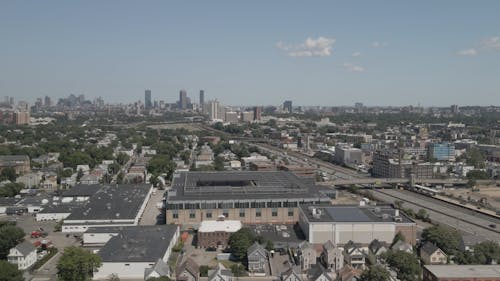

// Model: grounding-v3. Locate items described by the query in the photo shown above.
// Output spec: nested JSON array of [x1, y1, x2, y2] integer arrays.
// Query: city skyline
[[1, 1, 500, 106]]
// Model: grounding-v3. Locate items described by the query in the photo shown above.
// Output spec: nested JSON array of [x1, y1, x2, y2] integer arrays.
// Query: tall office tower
[[451, 104, 459, 114], [179, 90, 188, 109], [44, 96, 52, 107], [145, 90, 152, 110], [283, 100, 293, 113], [208, 100, 219, 120], [253, 106, 262, 121], [199, 90, 205, 112]]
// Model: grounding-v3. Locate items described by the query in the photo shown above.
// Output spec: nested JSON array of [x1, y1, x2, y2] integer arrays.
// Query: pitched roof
[[144, 258, 169, 279], [208, 263, 233, 281], [247, 241, 267, 256], [281, 268, 302, 281], [177, 258, 200, 278], [369, 239, 388, 254], [308, 264, 334, 281], [322, 240, 335, 252], [14, 241, 36, 256], [420, 242, 443, 256], [391, 240, 412, 252]]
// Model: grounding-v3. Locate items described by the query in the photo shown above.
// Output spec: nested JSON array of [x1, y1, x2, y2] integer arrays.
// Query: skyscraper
[[208, 100, 219, 120], [44, 96, 51, 107], [179, 90, 188, 109], [145, 90, 152, 110], [283, 100, 293, 113], [199, 90, 205, 111], [253, 106, 262, 121]]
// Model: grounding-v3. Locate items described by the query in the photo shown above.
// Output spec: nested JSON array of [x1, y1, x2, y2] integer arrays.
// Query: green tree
[[147, 156, 176, 179], [472, 241, 500, 264], [359, 265, 391, 281], [466, 170, 490, 180], [228, 228, 255, 260], [57, 247, 102, 281], [265, 240, 274, 251], [116, 153, 130, 166], [421, 225, 462, 254], [199, 265, 210, 277], [0, 183, 24, 197], [116, 171, 124, 184], [0, 224, 25, 259], [382, 250, 421, 281], [0, 260, 24, 281], [108, 163, 121, 175], [0, 167, 17, 182], [230, 263, 246, 277]]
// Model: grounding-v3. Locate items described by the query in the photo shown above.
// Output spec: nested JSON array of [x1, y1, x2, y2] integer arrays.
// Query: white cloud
[[352, 52, 361, 57], [343, 63, 365, 72], [457, 48, 477, 56], [479, 36, 500, 51], [276, 37, 336, 57], [371, 41, 388, 48]]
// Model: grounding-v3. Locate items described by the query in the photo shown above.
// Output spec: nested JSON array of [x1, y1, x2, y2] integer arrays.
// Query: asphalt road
[[372, 189, 500, 241]]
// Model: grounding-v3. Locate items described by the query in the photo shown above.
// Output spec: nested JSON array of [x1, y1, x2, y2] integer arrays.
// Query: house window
[[222, 209, 229, 218], [172, 210, 179, 219], [206, 211, 212, 218], [272, 208, 278, 217], [288, 208, 294, 217], [256, 208, 261, 217], [189, 210, 196, 219], [239, 209, 245, 217]]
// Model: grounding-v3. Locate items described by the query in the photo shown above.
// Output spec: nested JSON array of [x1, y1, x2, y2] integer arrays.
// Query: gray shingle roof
[[14, 241, 36, 256]]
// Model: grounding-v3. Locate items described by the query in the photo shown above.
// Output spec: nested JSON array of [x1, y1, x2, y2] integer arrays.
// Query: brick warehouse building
[[166, 171, 333, 229]]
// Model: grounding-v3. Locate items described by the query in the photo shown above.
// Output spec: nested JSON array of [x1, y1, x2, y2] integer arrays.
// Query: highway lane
[[372, 189, 500, 241]]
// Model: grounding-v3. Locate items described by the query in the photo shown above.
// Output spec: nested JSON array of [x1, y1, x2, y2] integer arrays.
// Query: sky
[[1, 1, 499, 107]]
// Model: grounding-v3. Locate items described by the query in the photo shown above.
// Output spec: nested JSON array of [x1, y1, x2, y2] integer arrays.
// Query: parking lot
[[0, 213, 80, 280]]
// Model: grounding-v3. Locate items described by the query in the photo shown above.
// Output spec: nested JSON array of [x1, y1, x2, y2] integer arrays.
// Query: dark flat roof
[[98, 225, 178, 262], [300, 204, 414, 224], [61, 184, 101, 197], [64, 184, 151, 221], [168, 171, 329, 202]]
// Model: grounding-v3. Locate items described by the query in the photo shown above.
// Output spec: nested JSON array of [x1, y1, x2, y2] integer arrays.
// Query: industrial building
[[62, 184, 152, 232], [298, 204, 417, 246], [166, 171, 332, 228], [197, 219, 242, 248], [372, 150, 434, 179], [422, 265, 500, 281], [93, 225, 180, 280]]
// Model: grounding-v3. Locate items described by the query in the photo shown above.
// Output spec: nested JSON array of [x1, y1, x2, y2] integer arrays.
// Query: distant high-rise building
[[208, 100, 219, 120], [199, 90, 205, 111], [179, 90, 188, 109], [355, 102, 365, 113], [225, 111, 239, 123], [451, 104, 459, 114], [240, 111, 254, 122], [44, 96, 52, 107], [253, 106, 262, 121], [145, 90, 152, 110], [283, 100, 293, 113]]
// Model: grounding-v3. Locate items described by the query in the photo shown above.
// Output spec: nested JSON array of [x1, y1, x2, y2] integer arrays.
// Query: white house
[[8, 241, 37, 270]]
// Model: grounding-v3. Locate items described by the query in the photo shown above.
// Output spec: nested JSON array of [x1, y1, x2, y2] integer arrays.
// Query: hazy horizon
[[1, 1, 499, 106]]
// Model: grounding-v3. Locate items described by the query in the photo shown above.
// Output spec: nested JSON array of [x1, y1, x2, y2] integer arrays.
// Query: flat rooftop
[[64, 184, 151, 221], [169, 171, 330, 202], [61, 184, 101, 197], [300, 204, 414, 224], [424, 265, 500, 278], [98, 225, 178, 262], [248, 224, 305, 249], [199, 220, 242, 233]]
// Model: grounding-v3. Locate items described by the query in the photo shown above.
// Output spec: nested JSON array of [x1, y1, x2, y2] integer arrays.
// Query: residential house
[[391, 240, 413, 253], [7, 241, 37, 270], [298, 241, 317, 271], [459, 234, 489, 252], [307, 265, 334, 281], [247, 242, 268, 274], [321, 240, 344, 273], [420, 242, 447, 265], [80, 174, 100, 185], [369, 239, 389, 263], [281, 268, 303, 281], [16, 173, 41, 188], [337, 265, 362, 281], [176, 258, 200, 281], [144, 259, 170, 280], [342, 241, 366, 270], [208, 263, 233, 281], [0, 155, 30, 174]]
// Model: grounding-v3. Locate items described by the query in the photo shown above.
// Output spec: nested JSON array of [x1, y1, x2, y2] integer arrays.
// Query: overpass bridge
[[319, 178, 497, 187]]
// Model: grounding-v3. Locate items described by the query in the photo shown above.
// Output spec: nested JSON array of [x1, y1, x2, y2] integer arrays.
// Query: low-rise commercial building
[[298, 204, 417, 246], [93, 225, 180, 280], [423, 265, 500, 281], [62, 184, 152, 232], [197, 219, 242, 248], [0, 155, 30, 174]]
